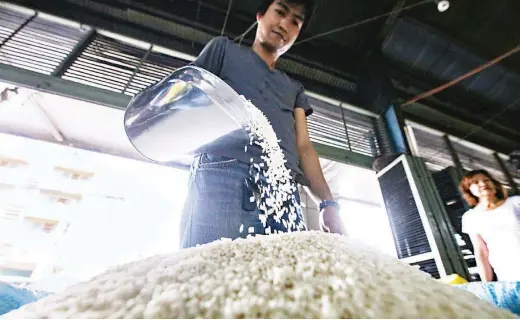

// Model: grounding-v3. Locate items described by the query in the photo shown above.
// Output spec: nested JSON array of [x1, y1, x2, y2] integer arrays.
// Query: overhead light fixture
[[436, 0, 450, 12]]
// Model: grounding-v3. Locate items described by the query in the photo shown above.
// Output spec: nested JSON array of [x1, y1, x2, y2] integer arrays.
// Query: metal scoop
[[123, 66, 251, 163]]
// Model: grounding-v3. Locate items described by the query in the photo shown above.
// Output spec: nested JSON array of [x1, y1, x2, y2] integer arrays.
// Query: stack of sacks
[[3, 231, 516, 319]]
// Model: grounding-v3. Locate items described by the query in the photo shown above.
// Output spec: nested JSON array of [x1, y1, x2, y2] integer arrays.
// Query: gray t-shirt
[[193, 36, 313, 176]]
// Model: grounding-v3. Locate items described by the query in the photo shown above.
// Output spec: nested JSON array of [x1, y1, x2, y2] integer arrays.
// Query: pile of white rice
[[4, 231, 515, 319]]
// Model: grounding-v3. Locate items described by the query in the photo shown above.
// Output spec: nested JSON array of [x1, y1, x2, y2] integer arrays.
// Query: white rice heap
[[4, 231, 515, 319], [242, 96, 305, 233]]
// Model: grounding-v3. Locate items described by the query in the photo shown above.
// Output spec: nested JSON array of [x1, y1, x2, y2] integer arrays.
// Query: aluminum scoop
[[124, 66, 251, 163]]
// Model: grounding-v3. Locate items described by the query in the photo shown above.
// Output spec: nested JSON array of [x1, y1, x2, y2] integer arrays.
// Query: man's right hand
[[319, 206, 346, 235]]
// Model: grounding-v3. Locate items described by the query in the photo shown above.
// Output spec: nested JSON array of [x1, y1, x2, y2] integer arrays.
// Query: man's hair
[[258, 0, 316, 30], [459, 169, 506, 207]]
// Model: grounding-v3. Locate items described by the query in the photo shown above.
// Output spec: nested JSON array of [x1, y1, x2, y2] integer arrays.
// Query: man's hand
[[319, 206, 346, 235], [294, 107, 345, 235]]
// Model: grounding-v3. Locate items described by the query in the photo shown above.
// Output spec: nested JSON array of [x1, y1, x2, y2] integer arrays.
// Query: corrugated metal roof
[[62, 33, 190, 96], [0, 7, 87, 75], [408, 124, 454, 172], [307, 97, 380, 157]]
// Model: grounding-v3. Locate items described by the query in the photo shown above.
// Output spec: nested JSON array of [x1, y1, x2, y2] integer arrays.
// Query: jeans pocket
[[198, 153, 238, 169]]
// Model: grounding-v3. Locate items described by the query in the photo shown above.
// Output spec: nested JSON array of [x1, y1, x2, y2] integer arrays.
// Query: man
[[180, 0, 345, 248]]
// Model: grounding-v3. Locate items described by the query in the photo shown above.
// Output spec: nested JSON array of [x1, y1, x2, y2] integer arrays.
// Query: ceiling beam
[[8, 0, 519, 155], [397, 89, 520, 145], [365, 0, 407, 58], [403, 102, 520, 154], [9, 0, 359, 93], [39, 0, 360, 81], [107, 0, 363, 77], [0, 63, 131, 110], [387, 61, 520, 136]]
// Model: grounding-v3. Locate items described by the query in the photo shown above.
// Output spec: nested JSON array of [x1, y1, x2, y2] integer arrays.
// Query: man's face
[[256, 0, 306, 54]]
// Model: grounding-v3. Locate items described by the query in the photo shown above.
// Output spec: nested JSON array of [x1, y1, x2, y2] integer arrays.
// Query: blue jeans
[[179, 154, 306, 249]]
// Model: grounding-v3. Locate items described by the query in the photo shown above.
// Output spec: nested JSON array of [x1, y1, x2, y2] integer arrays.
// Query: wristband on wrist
[[319, 200, 339, 211]]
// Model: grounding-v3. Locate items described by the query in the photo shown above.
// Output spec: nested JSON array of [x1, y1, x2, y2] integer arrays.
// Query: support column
[[0, 13, 38, 48], [52, 28, 97, 77], [123, 45, 153, 94], [443, 135, 465, 180], [383, 105, 411, 155], [356, 54, 406, 157], [339, 105, 352, 152], [493, 153, 519, 195], [372, 105, 412, 175], [403, 124, 420, 156]]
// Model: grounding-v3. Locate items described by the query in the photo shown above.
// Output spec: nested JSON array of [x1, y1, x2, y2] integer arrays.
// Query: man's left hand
[[319, 206, 346, 235]]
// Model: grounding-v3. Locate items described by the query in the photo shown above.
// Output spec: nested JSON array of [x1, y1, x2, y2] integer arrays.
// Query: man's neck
[[252, 40, 279, 70]]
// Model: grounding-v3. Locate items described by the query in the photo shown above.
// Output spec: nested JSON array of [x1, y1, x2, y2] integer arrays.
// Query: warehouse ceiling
[[7, 0, 520, 154]]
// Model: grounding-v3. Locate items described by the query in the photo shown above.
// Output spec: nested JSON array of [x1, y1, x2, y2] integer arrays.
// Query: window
[[3, 206, 24, 216], [1, 212, 21, 221], [406, 122, 454, 172], [306, 97, 381, 158], [39, 189, 82, 205], [315, 158, 396, 257], [450, 138, 509, 186], [0, 157, 28, 168], [43, 222, 57, 233], [23, 217, 58, 233], [0, 110, 190, 290], [54, 166, 94, 181], [0, 5, 88, 75], [340, 200, 396, 257], [0, 208, 22, 231]]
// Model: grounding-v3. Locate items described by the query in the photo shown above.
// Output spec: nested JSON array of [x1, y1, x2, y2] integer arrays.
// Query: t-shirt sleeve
[[511, 195, 520, 210], [294, 84, 313, 116], [191, 36, 228, 76], [510, 195, 520, 204], [461, 210, 477, 235]]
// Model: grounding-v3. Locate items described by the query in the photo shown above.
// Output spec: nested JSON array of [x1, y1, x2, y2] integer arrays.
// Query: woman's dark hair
[[258, 0, 316, 30], [459, 169, 506, 207]]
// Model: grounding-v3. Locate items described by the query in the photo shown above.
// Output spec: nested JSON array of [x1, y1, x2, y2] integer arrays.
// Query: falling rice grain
[[241, 96, 305, 234]]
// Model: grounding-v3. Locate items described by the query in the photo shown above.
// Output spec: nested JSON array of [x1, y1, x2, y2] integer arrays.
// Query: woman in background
[[460, 169, 520, 282]]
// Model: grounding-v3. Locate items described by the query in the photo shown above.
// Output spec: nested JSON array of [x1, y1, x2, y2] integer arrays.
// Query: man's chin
[[260, 40, 280, 52], [263, 40, 292, 53]]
